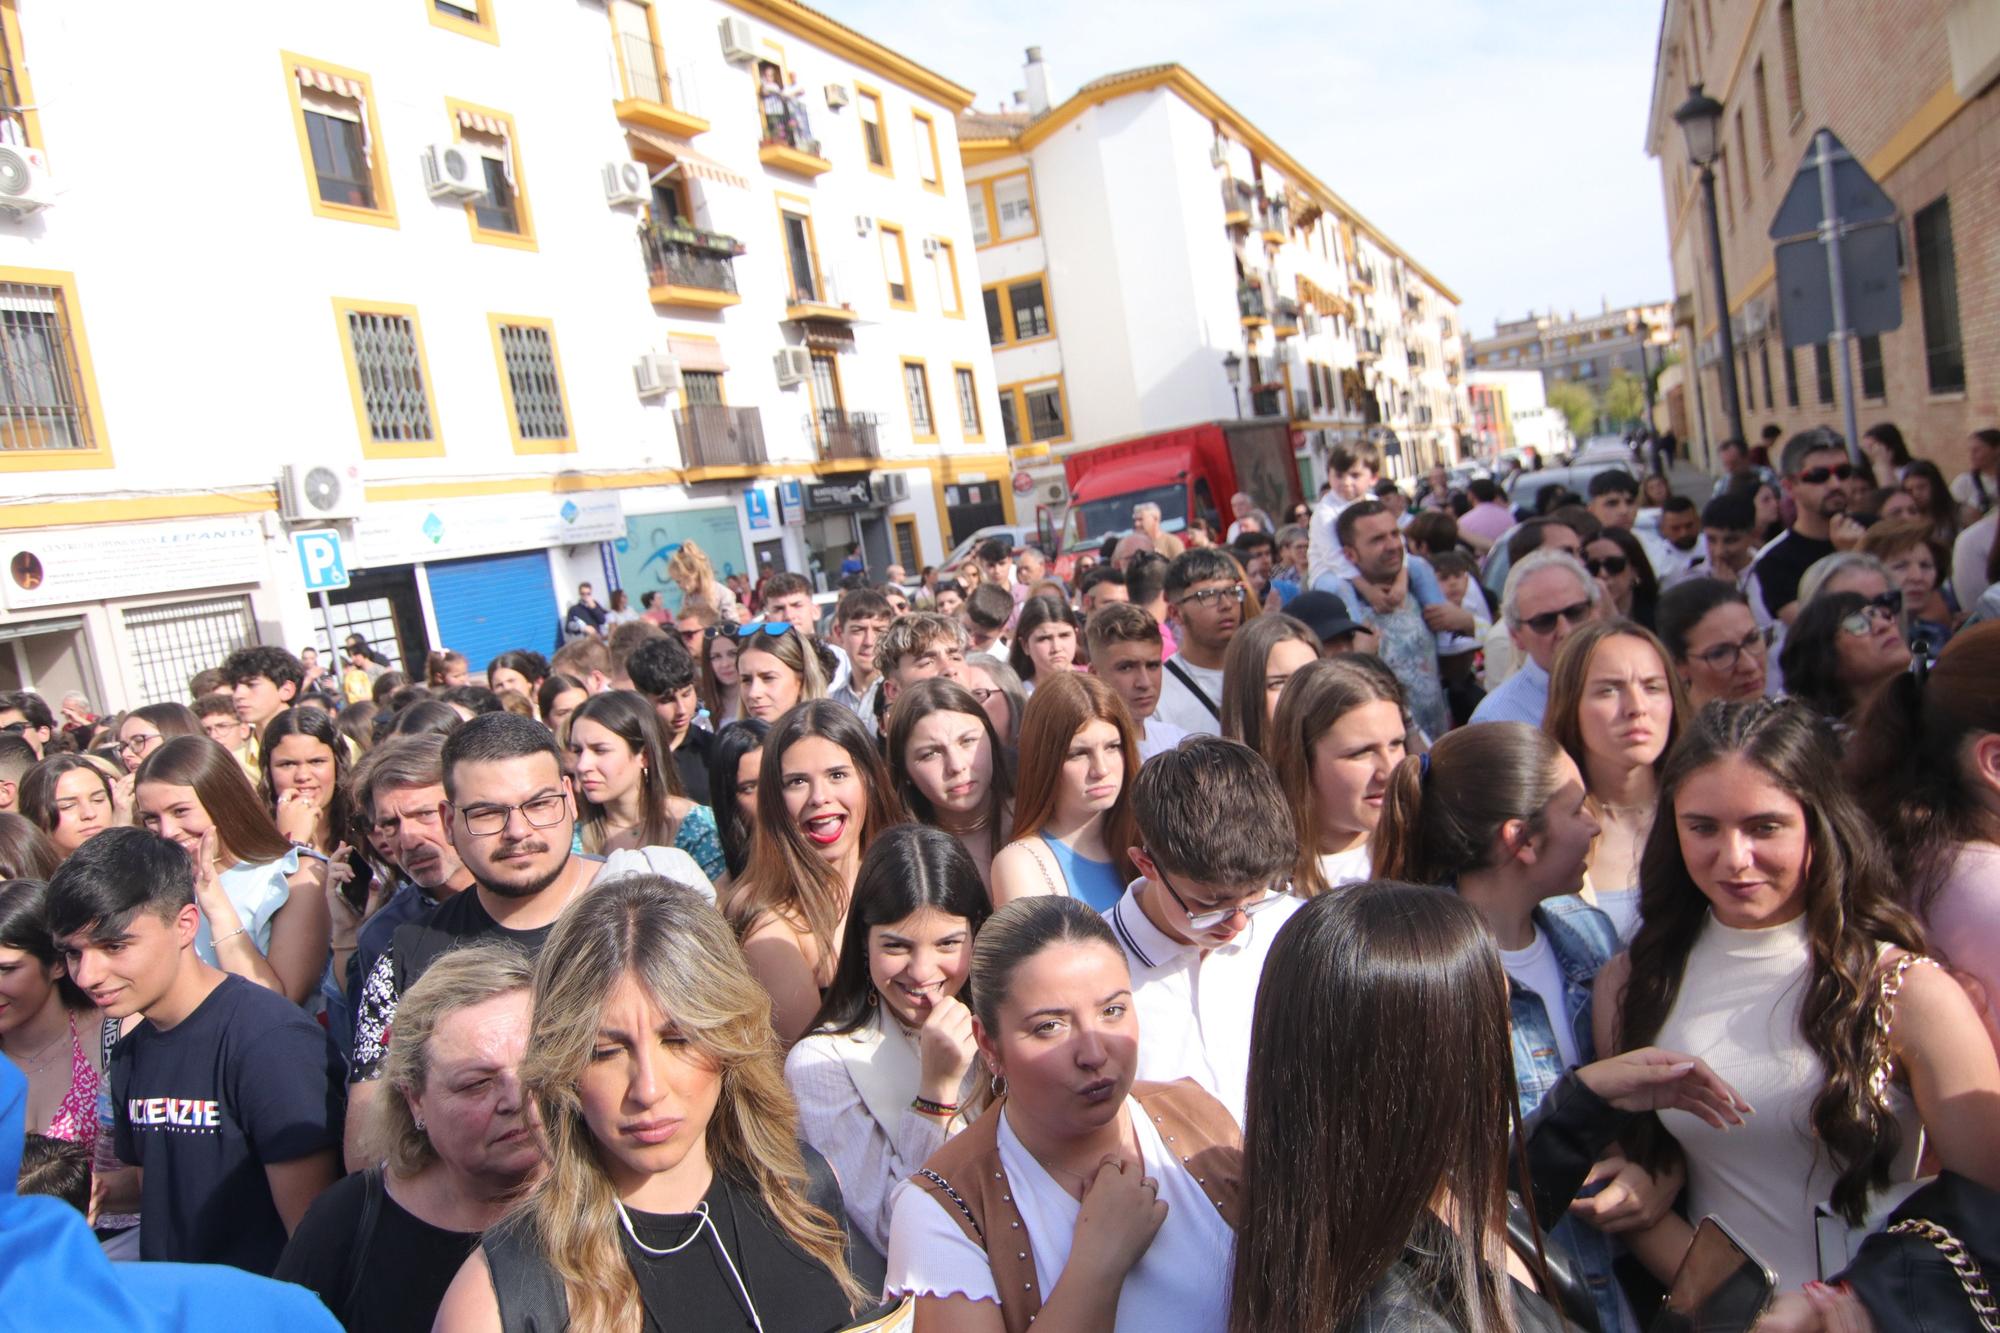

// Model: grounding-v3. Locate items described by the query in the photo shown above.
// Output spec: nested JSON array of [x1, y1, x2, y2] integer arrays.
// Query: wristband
[[912, 1095, 960, 1118], [212, 926, 248, 947]]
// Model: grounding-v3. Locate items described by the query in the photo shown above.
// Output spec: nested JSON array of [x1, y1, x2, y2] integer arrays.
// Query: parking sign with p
[[295, 529, 351, 593]]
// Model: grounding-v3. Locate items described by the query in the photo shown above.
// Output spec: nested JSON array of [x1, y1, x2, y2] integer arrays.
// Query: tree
[[1547, 381, 1596, 437], [1602, 369, 1647, 428]]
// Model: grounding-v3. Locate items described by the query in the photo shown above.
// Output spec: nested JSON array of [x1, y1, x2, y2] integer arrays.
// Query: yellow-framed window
[[776, 195, 826, 304], [879, 223, 914, 311], [856, 84, 892, 175], [488, 315, 573, 454], [901, 359, 937, 444], [967, 169, 1037, 249], [891, 514, 922, 570], [428, 0, 498, 43], [0, 266, 112, 472], [283, 53, 398, 228], [331, 298, 443, 460], [912, 110, 943, 193], [0, 2, 43, 149], [952, 364, 983, 441], [610, 0, 673, 105], [982, 273, 1054, 348], [933, 238, 963, 317], [446, 99, 536, 251], [997, 376, 1070, 447]]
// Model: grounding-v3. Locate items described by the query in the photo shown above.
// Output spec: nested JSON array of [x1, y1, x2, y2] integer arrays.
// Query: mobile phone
[[1650, 1215, 1777, 1333]]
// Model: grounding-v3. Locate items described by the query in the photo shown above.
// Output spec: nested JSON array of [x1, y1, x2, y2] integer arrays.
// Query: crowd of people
[[0, 423, 1997, 1333]]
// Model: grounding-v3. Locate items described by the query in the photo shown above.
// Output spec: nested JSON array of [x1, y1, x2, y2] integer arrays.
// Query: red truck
[[1039, 419, 1305, 570]]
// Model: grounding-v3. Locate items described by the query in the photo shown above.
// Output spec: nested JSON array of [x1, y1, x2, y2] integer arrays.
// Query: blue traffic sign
[[744, 487, 773, 531], [295, 529, 351, 592]]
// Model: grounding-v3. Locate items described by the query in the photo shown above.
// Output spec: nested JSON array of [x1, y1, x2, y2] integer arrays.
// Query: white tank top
[[1654, 912, 1920, 1290]]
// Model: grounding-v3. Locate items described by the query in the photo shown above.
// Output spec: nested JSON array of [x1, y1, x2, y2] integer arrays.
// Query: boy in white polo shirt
[[1103, 737, 1303, 1125]]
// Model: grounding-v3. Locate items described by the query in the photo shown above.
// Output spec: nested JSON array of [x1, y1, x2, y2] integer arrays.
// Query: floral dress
[[44, 1012, 102, 1147]]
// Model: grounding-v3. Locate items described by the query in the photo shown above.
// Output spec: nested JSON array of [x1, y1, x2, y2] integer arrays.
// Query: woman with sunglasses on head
[[1780, 590, 1912, 727], [728, 702, 905, 1044], [135, 736, 334, 1004], [785, 825, 991, 1253], [736, 622, 829, 723], [1268, 657, 1410, 897], [888, 678, 1014, 893], [435, 875, 870, 1333], [1583, 526, 1659, 630], [1373, 722, 1648, 1333], [1599, 699, 2000, 1293], [1217, 613, 1320, 757], [706, 719, 769, 886], [1657, 581, 1771, 709], [1008, 596, 1083, 692], [966, 654, 1026, 750], [990, 673, 1139, 914], [566, 690, 724, 884], [698, 620, 743, 724], [887, 894, 1242, 1333], [18, 756, 117, 858]]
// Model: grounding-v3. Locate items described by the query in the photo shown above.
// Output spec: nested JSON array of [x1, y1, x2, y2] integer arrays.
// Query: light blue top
[[1039, 835, 1126, 912], [1469, 657, 1552, 727], [197, 848, 299, 966]]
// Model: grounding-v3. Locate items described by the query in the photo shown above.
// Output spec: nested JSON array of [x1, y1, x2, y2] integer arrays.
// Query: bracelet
[[212, 926, 248, 947], [911, 1095, 960, 1118]]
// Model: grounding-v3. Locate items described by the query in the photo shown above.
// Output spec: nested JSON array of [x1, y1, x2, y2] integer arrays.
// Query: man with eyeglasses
[[344, 713, 599, 1168], [1752, 429, 1859, 625], [1104, 738, 1301, 1126], [1471, 549, 1602, 727], [1152, 550, 1247, 736]]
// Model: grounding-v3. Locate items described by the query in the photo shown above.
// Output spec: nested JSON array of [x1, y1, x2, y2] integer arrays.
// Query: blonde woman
[[434, 873, 873, 1333], [667, 540, 741, 621]]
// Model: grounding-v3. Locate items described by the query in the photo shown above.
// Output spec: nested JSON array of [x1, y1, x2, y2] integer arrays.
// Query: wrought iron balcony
[[1273, 297, 1301, 335], [641, 223, 743, 309], [805, 408, 883, 462], [1238, 283, 1269, 324], [673, 404, 767, 470], [1250, 384, 1285, 418], [1221, 177, 1255, 225], [758, 101, 829, 176], [1356, 329, 1384, 359], [614, 34, 708, 135]]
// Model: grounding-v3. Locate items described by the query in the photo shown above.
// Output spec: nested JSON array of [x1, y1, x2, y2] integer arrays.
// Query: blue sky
[[814, 0, 1674, 338]]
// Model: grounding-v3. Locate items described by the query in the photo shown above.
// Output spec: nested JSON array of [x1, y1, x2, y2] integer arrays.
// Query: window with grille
[[1858, 335, 1884, 399], [894, 520, 919, 571], [0, 282, 96, 453], [497, 322, 569, 441], [1813, 342, 1833, 405], [1915, 197, 1964, 394], [682, 370, 723, 405], [123, 597, 256, 707], [955, 367, 980, 435], [1007, 280, 1049, 340], [903, 362, 933, 437], [346, 309, 436, 444], [1026, 384, 1065, 441]]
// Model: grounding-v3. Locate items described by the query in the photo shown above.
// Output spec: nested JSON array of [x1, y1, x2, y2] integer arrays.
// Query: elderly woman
[[276, 944, 540, 1333]]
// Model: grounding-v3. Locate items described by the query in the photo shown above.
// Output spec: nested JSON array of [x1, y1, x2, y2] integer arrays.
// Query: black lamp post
[[1222, 350, 1243, 419], [1673, 82, 1745, 448]]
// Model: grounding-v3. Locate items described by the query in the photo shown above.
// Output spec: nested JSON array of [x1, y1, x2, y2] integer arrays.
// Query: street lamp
[[1222, 350, 1244, 419], [1673, 82, 1745, 448]]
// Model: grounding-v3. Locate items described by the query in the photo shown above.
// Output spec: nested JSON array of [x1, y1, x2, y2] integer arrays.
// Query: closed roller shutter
[[426, 550, 559, 666]]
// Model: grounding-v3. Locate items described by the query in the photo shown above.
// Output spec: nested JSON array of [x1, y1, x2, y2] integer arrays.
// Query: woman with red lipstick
[[729, 702, 906, 1044], [437, 874, 870, 1333], [990, 673, 1139, 913], [258, 706, 357, 857], [566, 690, 724, 884], [887, 894, 1240, 1333], [787, 825, 991, 1252], [1268, 657, 1411, 897], [888, 679, 1014, 893], [1545, 621, 1689, 943], [1601, 698, 2000, 1293], [0, 878, 103, 1149]]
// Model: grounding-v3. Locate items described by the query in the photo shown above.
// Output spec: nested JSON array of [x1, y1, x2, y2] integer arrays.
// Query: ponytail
[[1369, 723, 1563, 888], [1369, 755, 1429, 882]]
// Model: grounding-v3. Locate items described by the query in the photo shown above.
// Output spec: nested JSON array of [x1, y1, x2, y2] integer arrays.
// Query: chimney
[[1024, 46, 1051, 116]]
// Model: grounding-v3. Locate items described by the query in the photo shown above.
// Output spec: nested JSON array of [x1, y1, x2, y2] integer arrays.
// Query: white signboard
[[2, 515, 268, 611], [354, 491, 625, 568]]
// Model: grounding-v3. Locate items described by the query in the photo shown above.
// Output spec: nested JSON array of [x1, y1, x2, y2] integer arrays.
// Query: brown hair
[[134, 736, 293, 864], [1269, 658, 1409, 897], [567, 690, 685, 854], [1083, 600, 1161, 657], [1372, 722, 1565, 886], [1007, 672, 1139, 883], [886, 677, 1013, 833], [1217, 613, 1319, 756], [734, 626, 829, 719], [424, 650, 467, 688], [17, 756, 112, 840], [0, 812, 61, 880], [1543, 619, 1689, 792], [549, 636, 610, 685]]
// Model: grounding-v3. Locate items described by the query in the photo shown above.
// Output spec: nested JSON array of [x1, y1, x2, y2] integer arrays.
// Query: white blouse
[[883, 1098, 1232, 1332]]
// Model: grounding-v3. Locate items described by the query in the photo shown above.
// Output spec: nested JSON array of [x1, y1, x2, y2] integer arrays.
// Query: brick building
[[1644, 0, 2000, 473]]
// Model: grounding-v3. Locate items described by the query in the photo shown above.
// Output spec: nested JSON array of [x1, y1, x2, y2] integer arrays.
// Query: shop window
[[123, 597, 256, 707]]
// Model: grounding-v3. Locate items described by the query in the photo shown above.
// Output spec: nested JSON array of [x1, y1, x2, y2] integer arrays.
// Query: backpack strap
[[340, 1166, 387, 1315], [1162, 657, 1220, 720]]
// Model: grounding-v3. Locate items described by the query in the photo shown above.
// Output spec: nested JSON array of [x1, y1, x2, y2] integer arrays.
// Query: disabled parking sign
[[294, 529, 351, 592]]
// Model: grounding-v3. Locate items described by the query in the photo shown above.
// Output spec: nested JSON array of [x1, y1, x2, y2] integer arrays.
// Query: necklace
[[3, 1022, 68, 1074]]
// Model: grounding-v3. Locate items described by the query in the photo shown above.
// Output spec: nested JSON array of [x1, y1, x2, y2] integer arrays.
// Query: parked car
[[1506, 458, 1643, 521], [940, 524, 1040, 571]]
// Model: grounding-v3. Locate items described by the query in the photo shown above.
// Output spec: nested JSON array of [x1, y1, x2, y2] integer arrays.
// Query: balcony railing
[[805, 408, 883, 461], [619, 31, 669, 105], [1238, 283, 1268, 322], [1258, 197, 1288, 236], [641, 223, 743, 295], [761, 98, 821, 159], [1273, 297, 1301, 332], [1250, 384, 1285, 418], [1356, 329, 1384, 358], [674, 404, 767, 470], [1221, 176, 1255, 223]]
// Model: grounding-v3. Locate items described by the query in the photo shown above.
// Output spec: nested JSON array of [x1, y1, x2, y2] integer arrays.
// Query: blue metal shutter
[[426, 551, 560, 667]]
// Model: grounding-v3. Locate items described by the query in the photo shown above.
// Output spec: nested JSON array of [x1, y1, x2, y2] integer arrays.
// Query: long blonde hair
[[666, 541, 715, 596], [517, 873, 862, 1331]]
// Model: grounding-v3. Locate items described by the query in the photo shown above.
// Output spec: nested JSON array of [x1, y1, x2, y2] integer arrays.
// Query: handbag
[[1814, 953, 1938, 1280]]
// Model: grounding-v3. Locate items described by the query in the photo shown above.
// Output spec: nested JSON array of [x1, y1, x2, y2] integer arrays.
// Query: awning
[[666, 335, 728, 373], [799, 324, 855, 353], [295, 65, 372, 163], [625, 127, 749, 190], [296, 65, 365, 101], [455, 107, 510, 139]]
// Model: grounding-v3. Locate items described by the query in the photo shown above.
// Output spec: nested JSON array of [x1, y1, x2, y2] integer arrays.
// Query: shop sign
[[2, 515, 267, 611], [354, 491, 624, 568], [803, 476, 876, 514], [744, 488, 774, 532], [778, 480, 805, 526]]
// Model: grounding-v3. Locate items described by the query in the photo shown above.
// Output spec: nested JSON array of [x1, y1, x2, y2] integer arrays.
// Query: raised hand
[[1576, 1046, 1753, 1128]]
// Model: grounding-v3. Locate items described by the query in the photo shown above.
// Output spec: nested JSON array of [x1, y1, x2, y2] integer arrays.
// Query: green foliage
[[1602, 369, 1647, 427], [1547, 381, 1597, 437]]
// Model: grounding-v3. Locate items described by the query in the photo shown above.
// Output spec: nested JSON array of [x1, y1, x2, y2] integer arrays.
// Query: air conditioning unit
[[634, 352, 681, 399], [603, 161, 648, 207], [920, 237, 939, 257], [280, 462, 365, 522], [719, 16, 757, 63], [824, 83, 850, 109], [0, 144, 55, 216], [421, 143, 484, 199], [872, 473, 910, 505], [773, 347, 812, 386]]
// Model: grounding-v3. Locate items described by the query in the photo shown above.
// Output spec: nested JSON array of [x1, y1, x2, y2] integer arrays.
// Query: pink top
[[44, 1012, 101, 1147], [1925, 841, 2000, 1023]]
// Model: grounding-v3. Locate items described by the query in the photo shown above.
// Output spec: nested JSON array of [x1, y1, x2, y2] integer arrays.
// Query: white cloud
[[812, 0, 1673, 335]]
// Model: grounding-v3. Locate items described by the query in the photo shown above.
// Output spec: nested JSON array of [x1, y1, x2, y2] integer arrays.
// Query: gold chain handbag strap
[[1867, 953, 1940, 1113], [1885, 1218, 2000, 1333]]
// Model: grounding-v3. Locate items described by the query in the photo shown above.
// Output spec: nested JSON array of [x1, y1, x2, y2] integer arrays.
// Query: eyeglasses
[[1176, 584, 1248, 609], [1798, 463, 1857, 485], [1866, 589, 1904, 616], [1689, 625, 1775, 671], [117, 733, 164, 756], [454, 793, 569, 837], [1584, 555, 1629, 578], [1152, 860, 1291, 932], [969, 686, 996, 704], [1839, 603, 1900, 637], [1519, 599, 1593, 636]]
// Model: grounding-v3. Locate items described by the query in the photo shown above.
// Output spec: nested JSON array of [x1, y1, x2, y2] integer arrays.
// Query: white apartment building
[[1465, 369, 1573, 460], [956, 52, 1470, 520], [0, 0, 1003, 708]]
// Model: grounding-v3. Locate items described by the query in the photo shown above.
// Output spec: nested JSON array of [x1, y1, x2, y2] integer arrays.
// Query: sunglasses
[[1584, 555, 1629, 578], [1839, 603, 1900, 637], [1520, 599, 1593, 636], [708, 620, 795, 641], [1798, 463, 1857, 485]]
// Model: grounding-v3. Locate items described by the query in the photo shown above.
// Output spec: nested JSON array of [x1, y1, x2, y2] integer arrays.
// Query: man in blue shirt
[[1470, 549, 1600, 727]]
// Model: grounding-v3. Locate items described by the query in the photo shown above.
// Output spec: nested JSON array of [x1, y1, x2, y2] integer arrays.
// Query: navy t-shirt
[[111, 973, 345, 1274]]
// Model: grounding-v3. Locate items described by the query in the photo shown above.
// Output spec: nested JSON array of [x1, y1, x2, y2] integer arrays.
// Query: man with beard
[[1330, 501, 1453, 738], [344, 713, 597, 1167], [1751, 428, 1856, 624]]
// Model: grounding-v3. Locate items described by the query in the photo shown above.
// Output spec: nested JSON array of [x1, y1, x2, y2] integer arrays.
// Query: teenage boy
[[761, 570, 849, 691], [0, 689, 55, 758], [828, 588, 894, 733], [876, 613, 971, 705], [0, 733, 35, 813], [219, 646, 304, 763], [961, 583, 1013, 657], [1086, 602, 1187, 760], [1752, 428, 1857, 623], [47, 828, 342, 1274], [625, 636, 712, 802], [1153, 549, 1249, 737], [1103, 738, 1302, 1125]]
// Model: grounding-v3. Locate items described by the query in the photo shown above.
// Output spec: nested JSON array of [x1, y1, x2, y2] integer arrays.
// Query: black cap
[[1285, 591, 1363, 644]]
